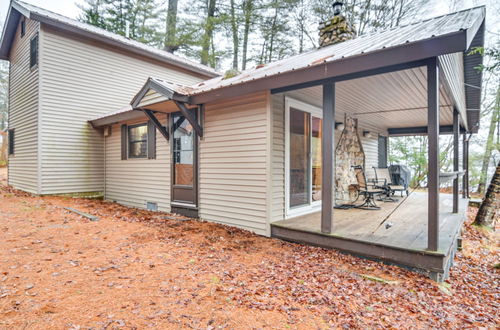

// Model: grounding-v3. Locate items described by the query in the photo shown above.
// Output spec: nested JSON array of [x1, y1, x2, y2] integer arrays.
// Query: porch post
[[321, 82, 335, 234], [464, 135, 470, 198], [462, 133, 467, 198], [427, 58, 440, 251], [453, 108, 459, 213]]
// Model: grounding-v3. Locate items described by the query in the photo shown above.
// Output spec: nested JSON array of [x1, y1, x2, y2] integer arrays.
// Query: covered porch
[[259, 9, 485, 280]]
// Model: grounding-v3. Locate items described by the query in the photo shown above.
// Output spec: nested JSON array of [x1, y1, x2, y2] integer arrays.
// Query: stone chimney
[[318, 1, 356, 47]]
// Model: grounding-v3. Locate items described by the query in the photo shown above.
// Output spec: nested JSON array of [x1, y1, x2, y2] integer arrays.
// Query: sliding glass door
[[286, 98, 323, 217], [289, 108, 310, 208]]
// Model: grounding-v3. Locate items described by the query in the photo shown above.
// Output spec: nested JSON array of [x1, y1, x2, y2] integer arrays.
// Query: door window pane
[[173, 114, 194, 185], [289, 108, 310, 208], [312, 116, 322, 201]]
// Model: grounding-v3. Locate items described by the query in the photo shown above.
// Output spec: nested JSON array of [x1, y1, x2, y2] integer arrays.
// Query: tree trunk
[[241, 0, 253, 70], [473, 160, 500, 229], [267, 4, 279, 63], [164, 0, 178, 53], [201, 0, 217, 66], [229, 0, 239, 70], [478, 85, 500, 194]]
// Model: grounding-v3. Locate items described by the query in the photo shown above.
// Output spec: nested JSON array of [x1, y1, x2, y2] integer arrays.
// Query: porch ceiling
[[279, 66, 454, 134]]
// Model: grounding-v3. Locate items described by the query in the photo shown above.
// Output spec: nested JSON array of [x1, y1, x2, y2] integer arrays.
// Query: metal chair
[[373, 167, 408, 199], [352, 165, 384, 210]]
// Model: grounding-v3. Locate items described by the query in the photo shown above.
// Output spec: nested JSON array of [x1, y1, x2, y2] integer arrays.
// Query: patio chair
[[352, 165, 385, 210], [373, 167, 408, 198]]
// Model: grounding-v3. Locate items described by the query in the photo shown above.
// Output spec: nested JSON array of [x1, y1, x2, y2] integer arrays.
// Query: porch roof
[[89, 78, 191, 127]]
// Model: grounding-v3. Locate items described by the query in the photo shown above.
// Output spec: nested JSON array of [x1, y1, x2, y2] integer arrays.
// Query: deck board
[[272, 192, 467, 255]]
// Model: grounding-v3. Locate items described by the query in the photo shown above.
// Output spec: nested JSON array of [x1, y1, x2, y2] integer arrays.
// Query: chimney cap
[[332, 1, 343, 16]]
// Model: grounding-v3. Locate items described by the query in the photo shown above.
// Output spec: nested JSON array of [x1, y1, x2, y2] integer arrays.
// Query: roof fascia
[[465, 9, 486, 50], [130, 79, 189, 108], [0, 5, 22, 60], [89, 109, 144, 127], [388, 125, 466, 136], [11, 1, 32, 17]]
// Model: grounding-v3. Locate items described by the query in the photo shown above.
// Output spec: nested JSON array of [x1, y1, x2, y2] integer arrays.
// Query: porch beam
[[141, 108, 170, 141], [453, 108, 459, 213], [174, 101, 203, 137], [427, 57, 440, 251], [321, 83, 335, 234], [387, 125, 465, 136], [271, 59, 430, 95]]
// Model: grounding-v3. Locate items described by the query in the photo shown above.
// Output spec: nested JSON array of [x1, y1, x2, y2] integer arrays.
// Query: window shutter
[[8, 129, 14, 155], [378, 135, 388, 168], [147, 120, 156, 159], [121, 124, 127, 160], [30, 35, 38, 68]]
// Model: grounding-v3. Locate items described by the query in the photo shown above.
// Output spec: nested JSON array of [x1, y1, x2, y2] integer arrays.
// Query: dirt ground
[[0, 167, 498, 329]]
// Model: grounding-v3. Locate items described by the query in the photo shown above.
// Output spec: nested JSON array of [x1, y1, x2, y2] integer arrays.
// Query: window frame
[[127, 123, 148, 159], [284, 97, 323, 219], [20, 19, 26, 37], [30, 34, 38, 70]]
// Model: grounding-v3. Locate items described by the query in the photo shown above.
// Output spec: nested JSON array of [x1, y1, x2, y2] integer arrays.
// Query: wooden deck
[[271, 192, 468, 280]]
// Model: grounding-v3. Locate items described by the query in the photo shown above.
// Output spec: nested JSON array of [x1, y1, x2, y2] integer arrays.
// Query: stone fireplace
[[335, 117, 365, 202], [318, 10, 356, 47]]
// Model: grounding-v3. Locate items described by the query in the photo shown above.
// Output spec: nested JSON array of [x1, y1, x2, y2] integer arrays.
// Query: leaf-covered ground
[[0, 167, 498, 329]]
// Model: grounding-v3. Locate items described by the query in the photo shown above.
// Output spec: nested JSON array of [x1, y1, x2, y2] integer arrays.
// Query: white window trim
[[284, 97, 323, 219]]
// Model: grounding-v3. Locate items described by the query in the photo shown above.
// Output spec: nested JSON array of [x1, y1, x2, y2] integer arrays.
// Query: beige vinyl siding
[[362, 136, 379, 180], [8, 18, 39, 193], [104, 115, 171, 212], [270, 93, 380, 223], [38, 25, 208, 194], [199, 92, 270, 236]]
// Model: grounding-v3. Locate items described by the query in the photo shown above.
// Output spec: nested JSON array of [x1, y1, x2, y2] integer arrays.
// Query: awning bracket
[[141, 108, 170, 141], [174, 101, 203, 137]]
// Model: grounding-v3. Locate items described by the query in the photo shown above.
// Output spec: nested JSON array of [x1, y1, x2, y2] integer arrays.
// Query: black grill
[[389, 165, 411, 189]]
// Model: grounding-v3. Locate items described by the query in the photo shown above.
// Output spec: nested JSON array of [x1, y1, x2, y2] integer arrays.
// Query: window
[[21, 19, 26, 37], [128, 123, 148, 158], [172, 113, 194, 186], [30, 35, 38, 69], [8, 129, 14, 155]]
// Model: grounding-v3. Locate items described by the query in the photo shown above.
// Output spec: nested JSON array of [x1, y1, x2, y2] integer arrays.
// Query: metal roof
[[190, 6, 485, 95], [0, 0, 219, 78]]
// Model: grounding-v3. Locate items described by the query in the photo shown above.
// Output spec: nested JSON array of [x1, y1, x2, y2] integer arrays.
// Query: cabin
[[1, 1, 485, 281]]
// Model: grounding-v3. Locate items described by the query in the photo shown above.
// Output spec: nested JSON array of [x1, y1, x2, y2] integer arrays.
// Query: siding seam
[[37, 25, 43, 194]]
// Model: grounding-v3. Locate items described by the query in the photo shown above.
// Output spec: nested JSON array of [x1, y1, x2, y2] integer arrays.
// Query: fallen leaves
[[0, 166, 498, 328]]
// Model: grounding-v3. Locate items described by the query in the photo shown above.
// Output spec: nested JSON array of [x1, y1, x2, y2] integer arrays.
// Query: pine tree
[[164, 0, 179, 52], [77, 0, 107, 29]]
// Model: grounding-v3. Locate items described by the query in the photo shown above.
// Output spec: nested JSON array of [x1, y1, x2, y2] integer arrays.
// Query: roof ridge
[[12, 0, 219, 76]]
